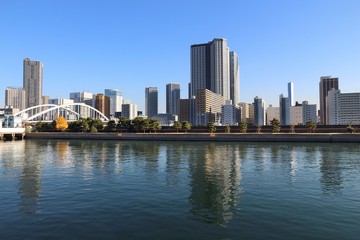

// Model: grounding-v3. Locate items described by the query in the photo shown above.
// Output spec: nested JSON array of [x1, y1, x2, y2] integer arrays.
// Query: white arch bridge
[[14, 103, 109, 123]]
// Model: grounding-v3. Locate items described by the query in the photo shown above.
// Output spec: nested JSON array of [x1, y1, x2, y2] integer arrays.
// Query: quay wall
[[25, 132, 360, 143]]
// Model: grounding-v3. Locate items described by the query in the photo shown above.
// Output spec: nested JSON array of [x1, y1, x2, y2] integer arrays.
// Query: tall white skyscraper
[[191, 38, 237, 101], [145, 87, 158, 118], [105, 89, 123, 116], [5, 87, 26, 110], [23, 58, 43, 108], [166, 83, 180, 115], [230, 51, 240, 105], [288, 82, 294, 106]]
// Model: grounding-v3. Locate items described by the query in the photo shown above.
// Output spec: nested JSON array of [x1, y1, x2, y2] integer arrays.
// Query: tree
[[132, 117, 145, 132], [256, 125, 262, 133], [55, 116, 68, 131], [90, 125, 98, 133], [68, 119, 89, 132], [306, 120, 317, 133], [225, 124, 231, 133], [270, 118, 281, 133], [182, 121, 191, 133], [207, 122, 216, 133], [289, 125, 295, 133], [150, 119, 161, 133], [239, 121, 247, 133], [173, 121, 182, 133], [346, 123, 355, 133], [105, 120, 117, 132], [117, 117, 131, 131]]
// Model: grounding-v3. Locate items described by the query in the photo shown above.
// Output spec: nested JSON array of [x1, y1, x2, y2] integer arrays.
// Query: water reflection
[[18, 141, 44, 215], [188, 143, 242, 225], [319, 146, 343, 195]]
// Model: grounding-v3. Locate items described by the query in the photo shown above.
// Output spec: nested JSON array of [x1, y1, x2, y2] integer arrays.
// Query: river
[[0, 140, 359, 239]]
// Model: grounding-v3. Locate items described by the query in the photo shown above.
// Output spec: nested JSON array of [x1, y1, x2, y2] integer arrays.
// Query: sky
[[1, 0, 359, 112]]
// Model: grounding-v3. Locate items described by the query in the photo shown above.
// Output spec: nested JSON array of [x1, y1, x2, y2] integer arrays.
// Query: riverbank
[[25, 132, 360, 143]]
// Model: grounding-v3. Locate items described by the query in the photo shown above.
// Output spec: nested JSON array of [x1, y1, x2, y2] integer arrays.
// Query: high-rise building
[[191, 38, 234, 101], [166, 83, 180, 115], [229, 51, 240, 105], [95, 94, 110, 118], [122, 103, 138, 120], [288, 82, 294, 106], [179, 98, 196, 125], [70, 92, 93, 104], [23, 58, 43, 108], [319, 76, 339, 124], [328, 89, 360, 125], [105, 89, 123, 116], [279, 94, 290, 125], [302, 101, 317, 124], [145, 87, 158, 118], [253, 97, 266, 126], [5, 87, 25, 110]]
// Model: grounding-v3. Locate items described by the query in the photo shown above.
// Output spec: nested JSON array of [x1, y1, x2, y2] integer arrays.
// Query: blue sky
[[1, 0, 359, 112]]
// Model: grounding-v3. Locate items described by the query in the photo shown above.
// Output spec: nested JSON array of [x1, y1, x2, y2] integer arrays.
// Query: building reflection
[[18, 141, 44, 215], [319, 146, 343, 195], [188, 143, 242, 225]]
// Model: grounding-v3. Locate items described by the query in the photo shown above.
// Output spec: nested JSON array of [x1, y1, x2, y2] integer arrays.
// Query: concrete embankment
[[25, 132, 360, 143]]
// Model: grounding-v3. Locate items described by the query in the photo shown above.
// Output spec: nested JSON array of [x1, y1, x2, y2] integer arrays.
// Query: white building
[[328, 89, 360, 125], [49, 98, 74, 105], [302, 101, 317, 124], [221, 101, 240, 126], [122, 103, 138, 120], [105, 89, 123, 116]]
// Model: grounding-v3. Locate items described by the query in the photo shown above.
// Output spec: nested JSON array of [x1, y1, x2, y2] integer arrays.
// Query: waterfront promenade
[[25, 132, 360, 143]]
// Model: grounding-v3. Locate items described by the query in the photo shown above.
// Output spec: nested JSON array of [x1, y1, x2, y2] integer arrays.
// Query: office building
[[95, 94, 110, 118], [229, 51, 240, 105], [122, 103, 138, 120], [266, 105, 280, 125], [166, 83, 180, 115], [105, 89, 123, 116], [288, 82, 294, 106], [221, 101, 240, 126], [179, 98, 196, 125], [195, 89, 225, 125], [302, 101, 317, 124], [191, 38, 235, 101], [239, 102, 253, 124], [319, 76, 339, 124], [49, 98, 74, 105], [23, 58, 43, 108], [279, 94, 290, 125], [145, 87, 158, 118], [70, 92, 94, 104], [5, 87, 26, 110], [254, 97, 266, 126], [328, 89, 360, 125], [290, 105, 303, 125]]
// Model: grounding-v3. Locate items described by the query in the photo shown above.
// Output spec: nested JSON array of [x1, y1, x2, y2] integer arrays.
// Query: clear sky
[[1, 0, 359, 112]]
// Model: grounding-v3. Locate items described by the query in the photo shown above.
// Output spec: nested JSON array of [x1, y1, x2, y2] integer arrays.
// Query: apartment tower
[[166, 83, 180, 115], [319, 76, 339, 124], [23, 58, 43, 108]]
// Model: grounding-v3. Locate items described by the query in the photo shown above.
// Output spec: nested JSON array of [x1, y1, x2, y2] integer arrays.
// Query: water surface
[[0, 140, 359, 239]]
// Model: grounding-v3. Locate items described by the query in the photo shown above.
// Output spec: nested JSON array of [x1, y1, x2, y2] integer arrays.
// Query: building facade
[[302, 101, 317, 124], [254, 97, 266, 126], [229, 51, 240, 105], [23, 58, 43, 108], [5, 87, 26, 110], [279, 94, 290, 125], [95, 94, 110, 118], [122, 103, 138, 120], [105, 89, 123, 116], [288, 82, 294, 106], [195, 89, 225, 125], [221, 101, 240, 126], [166, 83, 180, 115], [266, 105, 280, 125], [191, 38, 238, 102], [328, 89, 360, 125], [145, 87, 158, 118], [319, 76, 339, 124]]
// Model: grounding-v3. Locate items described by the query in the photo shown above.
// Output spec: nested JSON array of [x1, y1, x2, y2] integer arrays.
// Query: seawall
[[25, 132, 360, 143]]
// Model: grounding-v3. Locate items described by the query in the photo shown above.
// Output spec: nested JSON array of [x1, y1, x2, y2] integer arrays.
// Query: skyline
[[1, 0, 360, 112]]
